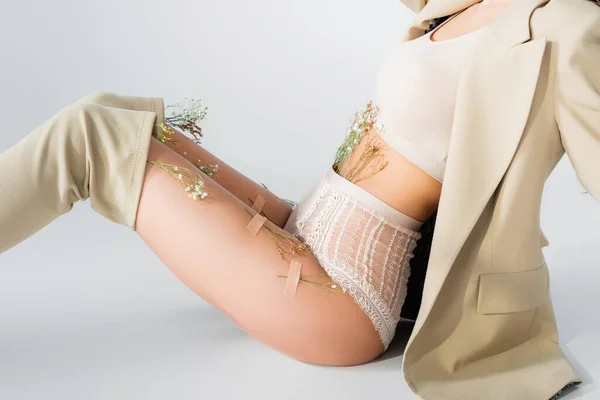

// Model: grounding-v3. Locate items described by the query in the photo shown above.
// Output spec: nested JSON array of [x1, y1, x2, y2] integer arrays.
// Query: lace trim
[[294, 179, 331, 233], [310, 250, 399, 350], [303, 186, 340, 250], [290, 179, 420, 351]]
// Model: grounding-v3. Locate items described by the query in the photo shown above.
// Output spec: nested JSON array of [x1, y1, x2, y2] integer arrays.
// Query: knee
[[74, 91, 117, 106], [53, 101, 104, 137], [60, 101, 98, 119]]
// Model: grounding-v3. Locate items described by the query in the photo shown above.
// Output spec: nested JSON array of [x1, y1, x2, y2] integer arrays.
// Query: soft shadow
[[378, 318, 415, 361], [361, 318, 415, 365]]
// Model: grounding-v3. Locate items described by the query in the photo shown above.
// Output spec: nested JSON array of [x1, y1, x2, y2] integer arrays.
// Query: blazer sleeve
[[398, 0, 427, 14], [554, 11, 600, 202]]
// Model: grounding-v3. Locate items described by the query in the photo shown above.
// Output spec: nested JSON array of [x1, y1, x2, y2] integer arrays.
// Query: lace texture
[[286, 179, 421, 350]]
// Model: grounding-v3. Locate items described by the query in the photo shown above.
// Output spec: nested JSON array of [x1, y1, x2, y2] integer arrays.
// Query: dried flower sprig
[[343, 138, 389, 184], [243, 208, 309, 259], [196, 163, 219, 177], [147, 160, 209, 200], [153, 122, 177, 144], [152, 119, 219, 181], [164, 96, 208, 145], [282, 198, 298, 210], [277, 272, 347, 294], [332, 100, 388, 182]]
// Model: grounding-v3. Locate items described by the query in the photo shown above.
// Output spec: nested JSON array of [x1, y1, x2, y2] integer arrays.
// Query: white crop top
[[372, 14, 486, 184]]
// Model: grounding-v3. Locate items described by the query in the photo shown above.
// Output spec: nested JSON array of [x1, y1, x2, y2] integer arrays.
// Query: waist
[[324, 167, 424, 231], [334, 127, 442, 223]]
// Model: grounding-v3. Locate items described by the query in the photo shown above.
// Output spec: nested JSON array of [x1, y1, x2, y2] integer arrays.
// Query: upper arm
[[554, 10, 600, 201]]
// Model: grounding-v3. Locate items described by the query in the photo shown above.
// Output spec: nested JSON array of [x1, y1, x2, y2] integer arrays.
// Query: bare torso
[[337, 0, 516, 223]]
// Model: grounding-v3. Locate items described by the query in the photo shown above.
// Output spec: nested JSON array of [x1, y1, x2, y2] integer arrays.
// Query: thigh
[[159, 124, 294, 228], [74, 91, 294, 228], [135, 137, 384, 365]]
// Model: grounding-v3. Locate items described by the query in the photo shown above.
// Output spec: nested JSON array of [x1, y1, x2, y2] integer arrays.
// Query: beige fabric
[[0, 93, 162, 254], [389, 0, 600, 398]]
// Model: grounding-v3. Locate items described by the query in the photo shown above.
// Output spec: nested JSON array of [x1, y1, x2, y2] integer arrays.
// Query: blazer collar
[[401, 0, 549, 48]]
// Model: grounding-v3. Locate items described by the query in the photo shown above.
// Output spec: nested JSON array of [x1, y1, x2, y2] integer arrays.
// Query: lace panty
[[283, 167, 424, 350]]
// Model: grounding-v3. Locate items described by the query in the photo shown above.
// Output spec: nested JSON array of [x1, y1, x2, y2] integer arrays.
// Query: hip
[[283, 166, 424, 349]]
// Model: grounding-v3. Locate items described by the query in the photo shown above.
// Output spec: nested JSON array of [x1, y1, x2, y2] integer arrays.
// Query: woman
[[0, 0, 598, 399]]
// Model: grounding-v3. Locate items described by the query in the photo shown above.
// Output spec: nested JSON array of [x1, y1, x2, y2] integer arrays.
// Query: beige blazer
[[394, 0, 600, 399]]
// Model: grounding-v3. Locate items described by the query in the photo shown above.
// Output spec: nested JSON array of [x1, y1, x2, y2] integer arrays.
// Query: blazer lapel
[[402, 0, 551, 350]]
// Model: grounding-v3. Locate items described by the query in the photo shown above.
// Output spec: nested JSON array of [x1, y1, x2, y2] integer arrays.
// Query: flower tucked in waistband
[[332, 100, 388, 183]]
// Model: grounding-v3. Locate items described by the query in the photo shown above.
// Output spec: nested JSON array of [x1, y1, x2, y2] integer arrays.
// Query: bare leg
[[73, 91, 293, 228], [0, 93, 383, 364], [156, 124, 293, 228], [134, 136, 385, 365]]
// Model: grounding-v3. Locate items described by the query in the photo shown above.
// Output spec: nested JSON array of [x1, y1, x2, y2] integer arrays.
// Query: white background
[[0, 0, 598, 398]]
